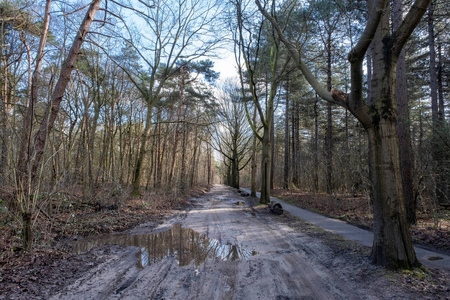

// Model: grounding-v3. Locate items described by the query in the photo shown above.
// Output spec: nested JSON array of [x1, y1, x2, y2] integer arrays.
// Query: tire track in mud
[[50, 185, 411, 300]]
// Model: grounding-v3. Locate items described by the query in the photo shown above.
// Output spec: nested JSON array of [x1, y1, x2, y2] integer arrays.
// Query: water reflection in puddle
[[72, 224, 256, 268]]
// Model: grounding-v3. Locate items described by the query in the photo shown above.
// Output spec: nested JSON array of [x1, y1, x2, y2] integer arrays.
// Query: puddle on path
[[72, 224, 256, 268]]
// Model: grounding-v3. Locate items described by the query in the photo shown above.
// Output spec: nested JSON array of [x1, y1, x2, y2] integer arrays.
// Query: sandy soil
[[37, 184, 448, 300]]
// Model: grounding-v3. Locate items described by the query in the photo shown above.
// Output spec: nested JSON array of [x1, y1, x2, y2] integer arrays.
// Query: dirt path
[[49, 185, 434, 300], [241, 188, 450, 272]]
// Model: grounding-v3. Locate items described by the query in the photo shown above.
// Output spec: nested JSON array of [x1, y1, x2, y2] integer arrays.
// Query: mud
[[46, 185, 445, 299]]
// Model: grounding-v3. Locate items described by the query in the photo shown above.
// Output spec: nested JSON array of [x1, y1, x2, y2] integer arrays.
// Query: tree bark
[[394, 0, 416, 224], [367, 5, 419, 268], [366, 121, 418, 268]]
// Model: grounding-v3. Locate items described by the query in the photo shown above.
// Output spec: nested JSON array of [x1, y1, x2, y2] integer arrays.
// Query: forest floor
[[270, 189, 450, 255], [0, 186, 205, 299], [1, 185, 449, 299]]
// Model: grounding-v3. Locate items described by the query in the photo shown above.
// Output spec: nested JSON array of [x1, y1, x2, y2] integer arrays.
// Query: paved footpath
[[242, 188, 450, 272]]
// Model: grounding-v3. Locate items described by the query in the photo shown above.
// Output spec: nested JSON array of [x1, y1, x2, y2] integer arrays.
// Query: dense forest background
[[0, 0, 448, 267]]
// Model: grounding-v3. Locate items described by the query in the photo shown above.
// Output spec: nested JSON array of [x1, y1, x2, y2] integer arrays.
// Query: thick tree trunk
[[366, 121, 419, 269], [368, 6, 419, 268]]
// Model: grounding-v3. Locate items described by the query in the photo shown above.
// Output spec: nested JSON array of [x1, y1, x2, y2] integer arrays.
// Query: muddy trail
[[47, 185, 444, 300]]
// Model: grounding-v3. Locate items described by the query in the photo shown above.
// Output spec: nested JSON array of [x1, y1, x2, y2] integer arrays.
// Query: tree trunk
[[251, 108, 257, 197], [0, 61, 8, 185], [157, 119, 168, 188], [427, 1, 438, 126], [147, 113, 159, 190], [291, 100, 299, 187], [313, 96, 319, 192], [394, 0, 416, 224], [179, 124, 188, 192], [326, 33, 333, 194], [22, 212, 32, 252], [283, 78, 290, 189], [132, 103, 154, 195], [270, 107, 275, 190], [190, 123, 199, 188], [231, 156, 239, 189], [260, 128, 271, 204], [168, 67, 185, 186], [366, 122, 419, 269], [207, 143, 212, 187], [368, 7, 419, 268], [437, 41, 444, 120]]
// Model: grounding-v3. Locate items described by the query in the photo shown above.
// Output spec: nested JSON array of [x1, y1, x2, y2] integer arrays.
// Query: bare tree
[[210, 79, 253, 189], [105, 0, 225, 195], [10, 0, 104, 251], [234, 0, 290, 204]]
